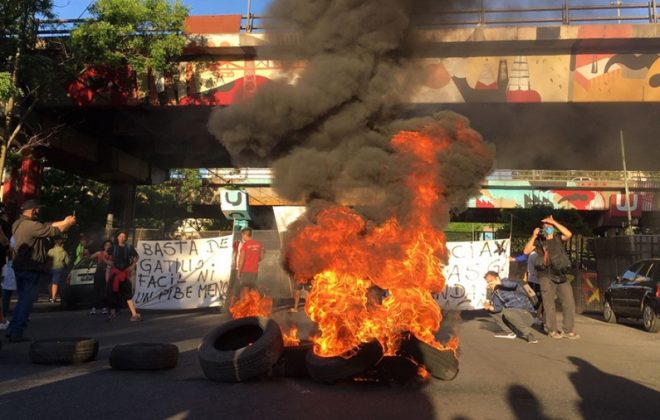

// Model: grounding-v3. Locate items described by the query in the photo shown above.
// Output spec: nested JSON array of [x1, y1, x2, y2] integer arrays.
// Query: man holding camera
[[524, 215, 579, 340]]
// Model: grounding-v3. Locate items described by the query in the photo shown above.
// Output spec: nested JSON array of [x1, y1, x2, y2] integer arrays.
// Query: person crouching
[[483, 271, 539, 344]]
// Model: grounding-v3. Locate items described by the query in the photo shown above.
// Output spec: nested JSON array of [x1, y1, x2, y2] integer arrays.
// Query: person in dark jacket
[[483, 271, 539, 344], [5, 199, 75, 342]]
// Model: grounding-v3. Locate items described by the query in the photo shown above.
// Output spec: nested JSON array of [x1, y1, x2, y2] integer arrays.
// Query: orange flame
[[283, 325, 301, 347], [229, 289, 273, 319], [286, 127, 480, 358]]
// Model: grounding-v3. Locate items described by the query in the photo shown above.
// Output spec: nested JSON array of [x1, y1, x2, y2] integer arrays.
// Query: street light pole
[[620, 129, 634, 235], [611, 0, 622, 23]]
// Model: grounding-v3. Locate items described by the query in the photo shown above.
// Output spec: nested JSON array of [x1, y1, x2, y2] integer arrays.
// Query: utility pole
[[620, 129, 634, 235]]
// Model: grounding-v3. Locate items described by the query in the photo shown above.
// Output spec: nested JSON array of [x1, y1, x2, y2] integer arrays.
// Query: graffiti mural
[[60, 24, 660, 106], [468, 189, 656, 211]]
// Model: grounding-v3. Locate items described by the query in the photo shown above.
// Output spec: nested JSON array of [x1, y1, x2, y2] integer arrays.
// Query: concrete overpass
[[26, 7, 660, 227]]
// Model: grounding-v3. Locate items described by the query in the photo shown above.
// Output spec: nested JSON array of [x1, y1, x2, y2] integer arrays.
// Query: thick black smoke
[[208, 0, 495, 225]]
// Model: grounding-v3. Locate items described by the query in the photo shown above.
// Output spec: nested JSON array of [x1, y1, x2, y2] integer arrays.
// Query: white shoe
[[494, 332, 517, 339], [0, 321, 9, 330], [101, 308, 108, 314], [89, 308, 97, 315]]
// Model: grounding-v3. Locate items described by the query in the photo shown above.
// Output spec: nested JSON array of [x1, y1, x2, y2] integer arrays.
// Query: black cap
[[20, 199, 44, 211]]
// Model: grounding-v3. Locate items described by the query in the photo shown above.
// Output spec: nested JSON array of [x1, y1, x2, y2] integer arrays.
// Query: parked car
[[60, 259, 97, 309], [603, 258, 660, 333]]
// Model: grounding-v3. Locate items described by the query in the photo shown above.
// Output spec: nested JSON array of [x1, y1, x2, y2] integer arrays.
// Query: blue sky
[[53, 0, 272, 19]]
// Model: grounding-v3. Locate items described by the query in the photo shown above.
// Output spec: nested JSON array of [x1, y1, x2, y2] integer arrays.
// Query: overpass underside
[[32, 22, 660, 229]]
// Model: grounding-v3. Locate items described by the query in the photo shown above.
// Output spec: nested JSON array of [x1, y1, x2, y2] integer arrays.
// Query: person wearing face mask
[[523, 215, 579, 340], [4, 199, 76, 342]]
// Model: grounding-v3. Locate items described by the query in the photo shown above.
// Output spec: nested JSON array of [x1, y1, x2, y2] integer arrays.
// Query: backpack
[[544, 237, 572, 274]]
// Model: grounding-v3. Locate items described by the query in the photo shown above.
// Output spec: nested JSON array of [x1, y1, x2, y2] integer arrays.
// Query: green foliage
[[498, 206, 593, 237], [135, 169, 218, 232], [38, 167, 109, 232], [497, 206, 594, 254], [70, 0, 189, 74], [0, 72, 21, 101]]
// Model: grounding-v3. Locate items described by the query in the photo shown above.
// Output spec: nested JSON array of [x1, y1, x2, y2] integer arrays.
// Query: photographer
[[523, 215, 579, 340]]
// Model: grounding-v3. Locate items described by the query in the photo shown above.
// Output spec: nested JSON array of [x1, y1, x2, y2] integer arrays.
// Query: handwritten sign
[[133, 236, 233, 310], [436, 239, 511, 310]]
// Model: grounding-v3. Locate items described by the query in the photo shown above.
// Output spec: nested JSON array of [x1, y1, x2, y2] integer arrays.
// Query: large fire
[[286, 127, 477, 358], [229, 290, 273, 319]]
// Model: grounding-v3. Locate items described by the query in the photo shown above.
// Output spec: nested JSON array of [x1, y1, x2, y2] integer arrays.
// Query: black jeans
[[92, 269, 106, 309]]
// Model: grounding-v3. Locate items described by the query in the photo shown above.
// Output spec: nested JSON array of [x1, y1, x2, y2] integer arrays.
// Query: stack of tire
[[197, 317, 458, 383]]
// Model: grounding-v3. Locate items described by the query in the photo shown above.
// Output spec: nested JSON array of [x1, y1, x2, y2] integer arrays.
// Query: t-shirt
[[526, 251, 540, 284], [47, 246, 69, 270], [12, 216, 60, 272], [110, 244, 138, 270], [240, 239, 263, 274]]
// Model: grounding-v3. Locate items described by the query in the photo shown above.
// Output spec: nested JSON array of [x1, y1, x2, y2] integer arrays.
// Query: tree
[[70, 0, 188, 76], [39, 167, 109, 232], [498, 206, 594, 253], [135, 169, 227, 235], [0, 0, 54, 187]]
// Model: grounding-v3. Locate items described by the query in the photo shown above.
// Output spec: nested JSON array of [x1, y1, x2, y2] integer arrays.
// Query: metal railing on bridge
[[37, 1, 660, 37], [198, 168, 660, 187]]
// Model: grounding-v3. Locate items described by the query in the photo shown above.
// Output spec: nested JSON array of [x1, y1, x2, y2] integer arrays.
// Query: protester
[[47, 238, 69, 303], [5, 199, 76, 342], [0, 207, 9, 328], [106, 231, 141, 322], [526, 241, 545, 328], [236, 227, 264, 297], [0, 236, 16, 330], [523, 215, 579, 340], [73, 233, 90, 266], [483, 270, 539, 343], [88, 240, 112, 315]]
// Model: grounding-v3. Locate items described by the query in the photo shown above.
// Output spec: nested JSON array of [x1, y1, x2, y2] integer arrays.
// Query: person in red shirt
[[236, 228, 264, 296]]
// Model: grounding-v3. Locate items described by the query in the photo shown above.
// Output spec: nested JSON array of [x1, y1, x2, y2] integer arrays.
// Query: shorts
[[240, 272, 259, 289], [50, 269, 65, 285]]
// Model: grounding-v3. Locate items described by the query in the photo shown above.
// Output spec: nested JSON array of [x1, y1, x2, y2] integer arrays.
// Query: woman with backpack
[[524, 215, 580, 340]]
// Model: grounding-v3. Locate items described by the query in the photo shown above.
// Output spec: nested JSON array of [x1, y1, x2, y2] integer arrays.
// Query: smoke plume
[[208, 0, 495, 225]]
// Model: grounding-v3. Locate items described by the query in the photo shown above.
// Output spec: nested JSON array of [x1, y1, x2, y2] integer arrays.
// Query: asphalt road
[[1, 304, 659, 420]]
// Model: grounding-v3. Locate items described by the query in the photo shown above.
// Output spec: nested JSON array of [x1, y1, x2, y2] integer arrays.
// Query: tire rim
[[604, 302, 612, 320], [643, 305, 653, 330]]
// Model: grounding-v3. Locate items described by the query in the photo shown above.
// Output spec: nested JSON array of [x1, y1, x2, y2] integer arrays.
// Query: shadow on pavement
[[569, 356, 660, 419], [507, 384, 550, 420]]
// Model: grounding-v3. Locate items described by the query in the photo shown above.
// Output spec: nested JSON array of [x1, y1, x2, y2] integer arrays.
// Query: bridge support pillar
[[109, 181, 137, 231]]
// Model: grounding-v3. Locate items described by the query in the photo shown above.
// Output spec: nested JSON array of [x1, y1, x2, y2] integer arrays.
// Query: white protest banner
[[273, 206, 306, 233], [436, 238, 510, 311], [133, 236, 233, 310]]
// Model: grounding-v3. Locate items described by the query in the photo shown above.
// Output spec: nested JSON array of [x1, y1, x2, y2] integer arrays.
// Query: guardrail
[[197, 168, 660, 186], [36, 1, 660, 37]]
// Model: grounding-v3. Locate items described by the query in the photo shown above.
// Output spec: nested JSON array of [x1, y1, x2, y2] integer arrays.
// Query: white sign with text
[[133, 236, 233, 310], [437, 239, 511, 311]]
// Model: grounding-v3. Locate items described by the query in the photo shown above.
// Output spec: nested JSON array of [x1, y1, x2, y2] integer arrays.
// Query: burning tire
[[305, 340, 383, 384], [198, 316, 284, 382], [109, 343, 179, 370], [29, 337, 99, 365], [399, 335, 459, 381], [273, 342, 312, 378]]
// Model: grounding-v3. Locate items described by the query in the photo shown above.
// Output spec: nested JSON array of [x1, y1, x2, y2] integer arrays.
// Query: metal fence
[[37, 1, 660, 37]]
